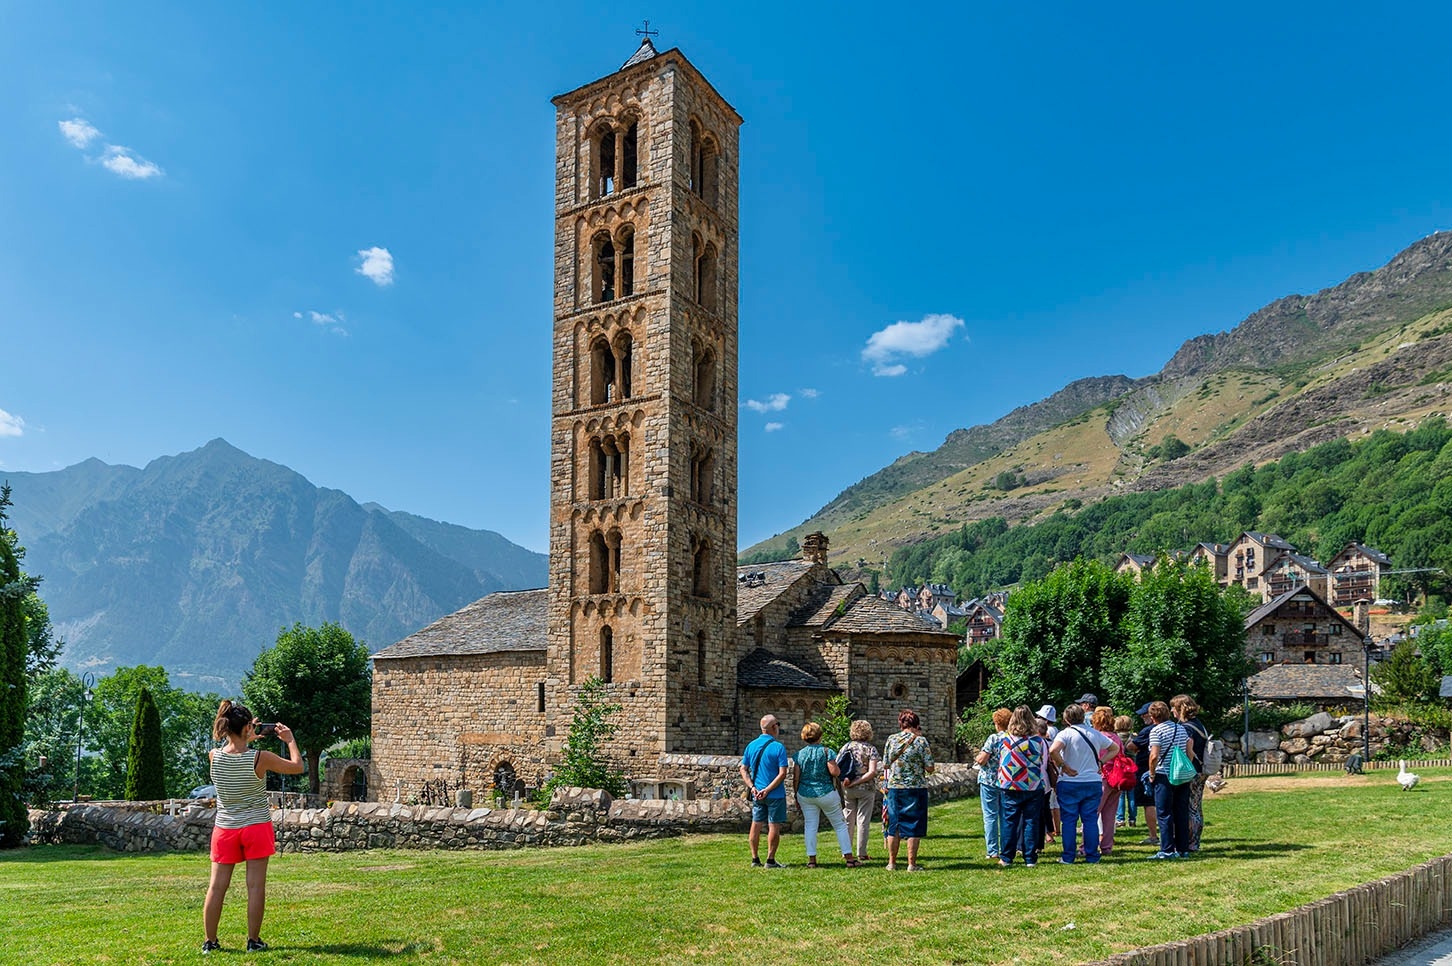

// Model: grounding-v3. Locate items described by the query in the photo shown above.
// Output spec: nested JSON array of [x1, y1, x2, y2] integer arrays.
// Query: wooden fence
[[1223, 759, 1452, 777], [1086, 853, 1452, 965]]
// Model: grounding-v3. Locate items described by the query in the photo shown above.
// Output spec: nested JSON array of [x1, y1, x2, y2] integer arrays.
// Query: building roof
[[372, 589, 548, 660], [621, 37, 659, 69], [824, 593, 957, 637], [736, 559, 821, 625], [1249, 663, 1368, 701], [1333, 542, 1393, 568], [1193, 542, 1230, 556], [1441, 675, 1452, 700], [1267, 551, 1329, 575], [789, 583, 859, 628], [1244, 531, 1296, 551], [736, 648, 834, 690], [1118, 552, 1156, 568], [1244, 584, 1362, 637]]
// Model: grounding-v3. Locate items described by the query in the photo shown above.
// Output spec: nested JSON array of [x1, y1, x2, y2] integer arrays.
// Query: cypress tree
[[124, 687, 167, 801], [0, 537, 28, 845]]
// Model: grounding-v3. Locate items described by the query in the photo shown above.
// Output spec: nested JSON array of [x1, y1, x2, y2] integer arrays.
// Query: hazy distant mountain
[[3, 439, 547, 692]]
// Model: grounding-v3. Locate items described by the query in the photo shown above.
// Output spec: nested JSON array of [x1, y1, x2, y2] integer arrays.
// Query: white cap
[[1036, 704, 1057, 722]]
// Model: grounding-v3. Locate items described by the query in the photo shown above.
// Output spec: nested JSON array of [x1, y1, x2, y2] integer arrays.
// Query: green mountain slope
[[4, 439, 547, 691], [744, 232, 1452, 569]]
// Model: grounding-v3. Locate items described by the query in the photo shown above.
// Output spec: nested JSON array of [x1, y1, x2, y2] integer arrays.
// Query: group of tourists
[[739, 692, 1216, 871]]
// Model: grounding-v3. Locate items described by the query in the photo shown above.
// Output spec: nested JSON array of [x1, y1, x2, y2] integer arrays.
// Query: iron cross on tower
[[635, 20, 659, 40]]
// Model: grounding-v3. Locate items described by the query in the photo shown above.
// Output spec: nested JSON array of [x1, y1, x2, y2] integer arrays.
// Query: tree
[[21, 667, 82, 806], [0, 484, 39, 847], [818, 694, 853, 751], [1372, 640, 1441, 704], [1101, 558, 1254, 720], [124, 687, 167, 801], [984, 559, 1132, 710], [84, 666, 218, 799], [541, 677, 625, 798], [243, 622, 371, 794]]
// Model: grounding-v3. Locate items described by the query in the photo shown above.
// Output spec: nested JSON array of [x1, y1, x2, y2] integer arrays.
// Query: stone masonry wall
[[1220, 712, 1450, 765], [26, 766, 978, 855], [372, 652, 549, 801]]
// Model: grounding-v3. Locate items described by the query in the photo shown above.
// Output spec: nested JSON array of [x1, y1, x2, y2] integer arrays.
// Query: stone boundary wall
[[25, 764, 977, 855], [1086, 853, 1452, 966], [1224, 712, 1449, 766], [1224, 757, 1452, 777]]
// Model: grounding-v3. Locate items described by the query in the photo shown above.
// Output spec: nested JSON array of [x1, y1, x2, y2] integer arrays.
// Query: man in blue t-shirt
[[739, 714, 790, 868]]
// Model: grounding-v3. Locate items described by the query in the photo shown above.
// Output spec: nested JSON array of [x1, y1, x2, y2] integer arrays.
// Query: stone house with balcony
[[1188, 542, 1231, 583], [1227, 531, 1297, 598], [962, 597, 1006, 647], [1327, 542, 1393, 607], [1115, 552, 1157, 578], [1245, 585, 1363, 667], [1263, 551, 1331, 601]]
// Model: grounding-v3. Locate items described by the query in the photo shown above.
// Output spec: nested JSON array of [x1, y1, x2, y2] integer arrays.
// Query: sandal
[[806, 858, 818, 868], [844, 856, 862, 867]]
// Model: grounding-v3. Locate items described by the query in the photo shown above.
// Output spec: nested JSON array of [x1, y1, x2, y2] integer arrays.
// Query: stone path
[[1377, 926, 1452, 965]]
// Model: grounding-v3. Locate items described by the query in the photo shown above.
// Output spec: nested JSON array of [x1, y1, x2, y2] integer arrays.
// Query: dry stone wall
[[26, 766, 978, 855], [1219, 712, 1449, 765]]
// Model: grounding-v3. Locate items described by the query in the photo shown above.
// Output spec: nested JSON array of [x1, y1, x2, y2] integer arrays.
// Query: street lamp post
[[72, 671, 95, 802], [1362, 635, 1373, 762]]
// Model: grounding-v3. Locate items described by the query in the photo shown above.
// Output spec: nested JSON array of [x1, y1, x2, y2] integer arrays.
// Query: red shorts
[[210, 821, 276, 864]]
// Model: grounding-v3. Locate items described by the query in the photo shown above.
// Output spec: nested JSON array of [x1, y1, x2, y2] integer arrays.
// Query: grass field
[[2, 769, 1448, 965]]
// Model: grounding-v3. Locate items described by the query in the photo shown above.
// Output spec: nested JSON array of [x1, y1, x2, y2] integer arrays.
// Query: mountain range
[[4, 439, 547, 692], [743, 231, 1452, 569]]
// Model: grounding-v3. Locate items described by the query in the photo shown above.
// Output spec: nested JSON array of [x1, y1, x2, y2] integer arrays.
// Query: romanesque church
[[367, 38, 957, 802]]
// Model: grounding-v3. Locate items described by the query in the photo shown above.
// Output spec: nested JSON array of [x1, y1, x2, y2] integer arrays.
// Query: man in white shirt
[[1049, 703, 1118, 864]]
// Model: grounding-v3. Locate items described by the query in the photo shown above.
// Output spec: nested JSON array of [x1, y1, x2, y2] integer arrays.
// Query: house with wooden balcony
[[1326, 543, 1393, 607], [1245, 585, 1363, 667], [1263, 551, 1330, 601]]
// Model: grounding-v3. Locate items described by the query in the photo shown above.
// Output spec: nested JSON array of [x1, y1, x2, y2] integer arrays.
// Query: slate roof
[[736, 648, 834, 690], [621, 37, 659, 69], [1249, 663, 1368, 701], [825, 593, 958, 636], [1244, 585, 1361, 637], [372, 589, 547, 660], [1245, 531, 1296, 551], [736, 559, 820, 625], [789, 583, 859, 628], [1268, 552, 1329, 575], [1334, 542, 1393, 567]]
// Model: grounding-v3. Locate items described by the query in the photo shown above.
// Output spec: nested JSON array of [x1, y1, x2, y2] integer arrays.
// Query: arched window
[[691, 535, 712, 599], [699, 243, 718, 311], [617, 225, 635, 298], [622, 120, 638, 189], [696, 630, 707, 687], [690, 445, 714, 505], [493, 761, 518, 798], [600, 626, 614, 683], [590, 434, 629, 500], [589, 530, 609, 594], [699, 137, 719, 206], [594, 124, 616, 199], [592, 232, 615, 303], [590, 337, 616, 405], [693, 346, 717, 411], [341, 764, 367, 802], [614, 331, 633, 399]]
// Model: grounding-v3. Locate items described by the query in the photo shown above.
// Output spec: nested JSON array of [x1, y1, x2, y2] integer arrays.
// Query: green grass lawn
[[3, 770, 1448, 965]]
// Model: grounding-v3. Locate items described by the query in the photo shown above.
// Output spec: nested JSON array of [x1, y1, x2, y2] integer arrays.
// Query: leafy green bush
[[955, 702, 996, 755], [539, 678, 625, 799]]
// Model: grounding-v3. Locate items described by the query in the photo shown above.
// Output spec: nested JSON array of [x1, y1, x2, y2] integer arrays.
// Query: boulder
[[1282, 712, 1334, 738], [1247, 731, 1282, 753], [1280, 737, 1311, 755], [1260, 750, 1288, 764]]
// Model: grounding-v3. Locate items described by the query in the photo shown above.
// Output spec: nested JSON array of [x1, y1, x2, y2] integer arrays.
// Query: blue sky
[[3, 3, 1451, 554]]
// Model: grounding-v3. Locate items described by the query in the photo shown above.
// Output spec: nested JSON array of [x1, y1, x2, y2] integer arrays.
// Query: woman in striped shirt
[[202, 700, 304, 955]]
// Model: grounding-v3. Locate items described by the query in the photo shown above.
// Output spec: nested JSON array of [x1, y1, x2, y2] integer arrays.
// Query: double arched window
[[592, 117, 639, 200], [589, 433, 630, 500], [589, 331, 633, 405], [691, 233, 718, 312], [592, 226, 635, 304], [589, 528, 622, 595], [688, 120, 719, 206]]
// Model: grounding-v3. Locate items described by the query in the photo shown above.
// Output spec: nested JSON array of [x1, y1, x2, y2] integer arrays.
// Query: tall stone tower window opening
[[588, 334, 632, 405], [621, 120, 638, 188], [691, 534, 713, 599], [690, 445, 715, 505], [614, 331, 633, 398], [592, 118, 640, 200], [689, 121, 719, 206], [693, 346, 717, 410], [595, 123, 615, 197], [537, 682, 546, 713], [692, 235, 718, 311], [601, 626, 614, 683], [589, 433, 630, 500], [696, 630, 707, 686], [592, 231, 616, 302], [618, 225, 635, 297], [588, 529, 621, 594]]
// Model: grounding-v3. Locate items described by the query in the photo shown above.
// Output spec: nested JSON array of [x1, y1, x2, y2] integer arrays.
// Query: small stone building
[[1246, 585, 1363, 667]]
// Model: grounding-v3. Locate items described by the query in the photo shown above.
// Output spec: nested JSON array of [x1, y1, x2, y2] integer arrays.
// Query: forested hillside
[[887, 420, 1452, 601]]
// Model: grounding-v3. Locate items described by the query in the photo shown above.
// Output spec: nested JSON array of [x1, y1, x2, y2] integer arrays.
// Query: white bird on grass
[[1397, 760, 1420, 791]]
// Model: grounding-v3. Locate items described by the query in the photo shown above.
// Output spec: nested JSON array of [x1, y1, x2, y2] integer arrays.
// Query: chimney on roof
[[1353, 598, 1371, 637], [802, 531, 829, 565]]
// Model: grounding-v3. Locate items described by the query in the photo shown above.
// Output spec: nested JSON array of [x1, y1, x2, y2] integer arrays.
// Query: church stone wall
[[372, 653, 549, 801], [846, 638, 960, 762]]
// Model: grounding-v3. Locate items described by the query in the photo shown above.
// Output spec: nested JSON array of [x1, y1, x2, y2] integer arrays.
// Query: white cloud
[[58, 118, 102, 148], [100, 146, 163, 180], [744, 392, 791, 413], [890, 424, 917, 440], [799, 388, 819, 399], [355, 246, 395, 286], [295, 309, 349, 336], [0, 409, 25, 437], [861, 313, 964, 376], [765, 422, 784, 432]]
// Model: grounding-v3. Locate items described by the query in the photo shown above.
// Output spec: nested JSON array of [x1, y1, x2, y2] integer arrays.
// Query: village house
[[1245, 585, 1364, 667], [962, 596, 1006, 647], [367, 39, 959, 804], [1226, 531, 1297, 597], [1114, 552, 1157, 578], [1188, 542, 1231, 583], [1263, 551, 1331, 601], [1326, 542, 1393, 607]]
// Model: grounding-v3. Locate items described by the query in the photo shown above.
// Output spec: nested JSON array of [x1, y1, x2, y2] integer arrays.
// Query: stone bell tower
[[547, 38, 743, 762]]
